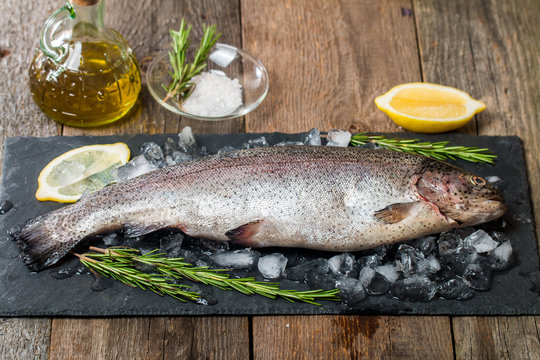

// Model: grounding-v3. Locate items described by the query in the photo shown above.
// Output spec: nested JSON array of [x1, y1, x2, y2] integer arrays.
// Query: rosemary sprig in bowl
[[162, 20, 221, 103], [75, 247, 341, 305], [349, 132, 497, 164]]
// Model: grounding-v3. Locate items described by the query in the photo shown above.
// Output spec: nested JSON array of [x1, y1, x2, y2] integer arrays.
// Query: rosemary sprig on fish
[[12, 146, 505, 272], [76, 246, 341, 305], [349, 132, 497, 164]]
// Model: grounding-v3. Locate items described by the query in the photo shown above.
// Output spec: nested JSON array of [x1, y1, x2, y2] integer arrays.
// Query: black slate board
[[0, 132, 539, 316]]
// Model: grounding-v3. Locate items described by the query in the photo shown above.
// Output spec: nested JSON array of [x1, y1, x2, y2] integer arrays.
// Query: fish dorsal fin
[[374, 202, 419, 224], [226, 220, 265, 247]]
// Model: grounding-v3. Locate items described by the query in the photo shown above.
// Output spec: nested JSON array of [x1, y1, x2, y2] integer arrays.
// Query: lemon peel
[[36, 143, 130, 203], [375, 83, 486, 133]]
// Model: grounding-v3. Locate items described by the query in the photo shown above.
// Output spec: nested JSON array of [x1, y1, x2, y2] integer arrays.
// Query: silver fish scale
[[16, 146, 470, 269]]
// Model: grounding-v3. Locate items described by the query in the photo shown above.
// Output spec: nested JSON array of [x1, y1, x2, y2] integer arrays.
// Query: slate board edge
[[0, 133, 539, 317]]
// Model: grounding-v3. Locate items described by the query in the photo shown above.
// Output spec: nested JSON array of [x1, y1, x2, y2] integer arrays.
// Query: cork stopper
[[71, 0, 99, 6]]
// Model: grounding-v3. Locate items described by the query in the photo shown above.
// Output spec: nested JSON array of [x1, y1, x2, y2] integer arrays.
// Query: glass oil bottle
[[29, 0, 141, 127]]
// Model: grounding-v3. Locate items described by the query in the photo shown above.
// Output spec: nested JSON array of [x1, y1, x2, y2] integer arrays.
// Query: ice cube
[[425, 254, 441, 273], [112, 155, 158, 182], [375, 264, 400, 283], [357, 254, 381, 269], [437, 277, 474, 300], [462, 263, 492, 290], [170, 150, 194, 164], [335, 277, 366, 304], [217, 145, 238, 154], [285, 258, 328, 282], [209, 46, 237, 67], [303, 128, 321, 146], [274, 141, 304, 146], [412, 236, 437, 255], [455, 227, 476, 240], [390, 275, 437, 302], [439, 240, 478, 276], [159, 233, 184, 258], [486, 175, 501, 183], [359, 266, 376, 288], [438, 232, 463, 256], [257, 253, 288, 279], [395, 244, 426, 277], [178, 127, 198, 154], [465, 230, 499, 253], [140, 142, 164, 165], [243, 136, 269, 149], [486, 176, 507, 191], [102, 233, 120, 246], [328, 253, 356, 277], [210, 249, 260, 270], [365, 272, 391, 295], [485, 241, 514, 270], [326, 130, 351, 147], [164, 137, 179, 156]]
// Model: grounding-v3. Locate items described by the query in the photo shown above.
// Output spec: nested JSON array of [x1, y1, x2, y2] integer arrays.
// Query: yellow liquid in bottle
[[29, 41, 141, 127]]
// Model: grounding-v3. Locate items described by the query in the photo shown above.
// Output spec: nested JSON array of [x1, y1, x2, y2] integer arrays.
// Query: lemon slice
[[36, 143, 130, 203], [375, 83, 486, 133]]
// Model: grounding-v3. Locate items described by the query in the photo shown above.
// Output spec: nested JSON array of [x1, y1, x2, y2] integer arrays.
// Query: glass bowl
[[146, 43, 269, 121]]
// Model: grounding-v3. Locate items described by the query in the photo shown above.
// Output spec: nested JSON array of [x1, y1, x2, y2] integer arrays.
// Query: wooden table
[[1, 0, 539, 358]]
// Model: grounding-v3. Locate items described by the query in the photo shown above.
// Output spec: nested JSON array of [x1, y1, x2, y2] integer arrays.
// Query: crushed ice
[[65, 127, 516, 305]]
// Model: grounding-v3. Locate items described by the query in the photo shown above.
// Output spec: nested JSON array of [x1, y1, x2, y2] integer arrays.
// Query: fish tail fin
[[11, 212, 76, 272]]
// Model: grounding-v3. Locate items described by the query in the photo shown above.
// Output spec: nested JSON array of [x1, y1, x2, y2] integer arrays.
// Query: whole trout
[[13, 146, 506, 271]]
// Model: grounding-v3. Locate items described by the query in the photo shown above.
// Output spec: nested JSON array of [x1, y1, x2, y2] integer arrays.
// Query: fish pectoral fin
[[374, 202, 419, 224], [124, 222, 169, 237], [226, 219, 265, 247]]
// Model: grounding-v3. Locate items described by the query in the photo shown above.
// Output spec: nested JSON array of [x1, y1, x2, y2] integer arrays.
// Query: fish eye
[[470, 176, 486, 186]]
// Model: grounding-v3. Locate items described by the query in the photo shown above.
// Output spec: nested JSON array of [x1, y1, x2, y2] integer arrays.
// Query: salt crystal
[[181, 72, 243, 117]]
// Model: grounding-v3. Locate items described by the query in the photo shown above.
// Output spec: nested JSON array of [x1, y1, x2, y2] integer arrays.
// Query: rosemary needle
[[163, 20, 221, 103], [77, 247, 341, 306], [349, 132, 497, 164]]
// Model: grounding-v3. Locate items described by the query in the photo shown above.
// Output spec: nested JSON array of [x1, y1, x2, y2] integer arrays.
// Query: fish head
[[416, 162, 506, 227]]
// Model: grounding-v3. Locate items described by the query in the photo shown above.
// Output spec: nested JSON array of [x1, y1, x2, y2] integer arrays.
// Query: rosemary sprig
[[163, 20, 221, 103], [349, 132, 497, 164], [76, 247, 341, 306]]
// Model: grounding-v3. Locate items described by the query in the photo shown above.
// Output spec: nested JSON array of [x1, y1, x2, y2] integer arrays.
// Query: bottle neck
[[72, 0, 104, 31]]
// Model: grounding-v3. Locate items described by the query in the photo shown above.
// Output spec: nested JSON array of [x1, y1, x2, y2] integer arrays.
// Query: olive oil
[[29, 41, 140, 127], [29, 0, 141, 127]]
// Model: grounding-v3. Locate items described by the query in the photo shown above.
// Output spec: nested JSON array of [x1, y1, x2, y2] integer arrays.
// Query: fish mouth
[[449, 199, 507, 227]]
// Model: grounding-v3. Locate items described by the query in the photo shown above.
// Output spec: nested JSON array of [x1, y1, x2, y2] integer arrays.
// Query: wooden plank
[[0, 319, 51, 360], [415, 0, 540, 358], [243, 0, 454, 358], [0, 0, 64, 358], [50, 1, 249, 360], [62, 0, 244, 136], [453, 317, 540, 360], [242, 0, 422, 134], [253, 316, 453, 359], [49, 317, 249, 360]]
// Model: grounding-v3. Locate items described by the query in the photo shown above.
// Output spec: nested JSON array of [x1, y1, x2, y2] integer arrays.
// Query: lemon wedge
[[36, 143, 130, 203], [375, 83, 486, 133]]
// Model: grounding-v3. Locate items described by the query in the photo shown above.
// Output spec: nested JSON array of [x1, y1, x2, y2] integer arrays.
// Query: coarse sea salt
[[181, 71, 243, 117]]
